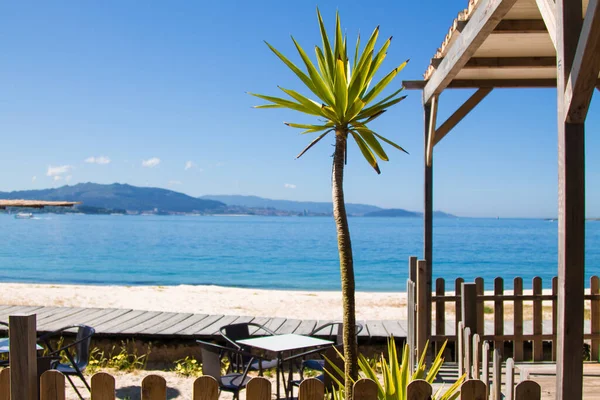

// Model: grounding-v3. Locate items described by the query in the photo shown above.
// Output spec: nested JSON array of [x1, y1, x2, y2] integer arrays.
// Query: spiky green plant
[[326, 338, 465, 400], [250, 9, 408, 397]]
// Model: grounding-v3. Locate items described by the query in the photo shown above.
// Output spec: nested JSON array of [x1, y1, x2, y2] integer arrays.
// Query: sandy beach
[[0, 283, 407, 321]]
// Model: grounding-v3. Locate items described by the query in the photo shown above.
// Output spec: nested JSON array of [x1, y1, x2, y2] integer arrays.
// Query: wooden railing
[[0, 369, 543, 400], [430, 275, 600, 361]]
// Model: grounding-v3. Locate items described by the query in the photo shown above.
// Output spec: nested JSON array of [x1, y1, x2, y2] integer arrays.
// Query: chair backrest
[[73, 325, 95, 369], [222, 323, 251, 342], [200, 345, 223, 385], [311, 323, 363, 345], [322, 346, 344, 392]]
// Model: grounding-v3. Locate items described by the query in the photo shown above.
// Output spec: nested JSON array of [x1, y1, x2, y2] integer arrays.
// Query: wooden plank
[[107, 311, 163, 334], [416, 260, 428, 357], [423, 102, 433, 348], [552, 276, 558, 361], [406, 379, 432, 400], [382, 320, 406, 337], [0, 368, 9, 400], [513, 277, 524, 361], [464, 327, 472, 379], [93, 310, 151, 333], [298, 378, 324, 400], [506, 358, 515, 400], [353, 379, 378, 400], [492, 348, 501, 400], [138, 312, 193, 335], [141, 374, 166, 400], [515, 380, 541, 400], [565, 0, 600, 123], [39, 370, 65, 400], [275, 319, 302, 335], [40, 308, 103, 331], [536, 0, 557, 48], [117, 312, 176, 334], [483, 341, 490, 399], [462, 283, 478, 334], [475, 277, 484, 336], [465, 56, 555, 68], [493, 19, 548, 33], [426, 95, 438, 166], [422, 0, 519, 103], [409, 256, 417, 282], [158, 313, 209, 335], [193, 376, 220, 400], [405, 78, 600, 90], [494, 277, 504, 357], [592, 276, 600, 360], [436, 278, 445, 338], [556, 1, 585, 395], [293, 320, 317, 335], [455, 278, 464, 343], [457, 321, 464, 374], [533, 277, 544, 361], [79, 309, 133, 329], [460, 380, 487, 400], [91, 372, 116, 400], [183, 315, 225, 336], [434, 88, 492, 146], [37, 306, 85, 322], [0, 306, 45, 319], [262, 318, 287, 334], [9, 314, 37, 400], [366, 321, 389, 338], [473, 333, 481, 380]]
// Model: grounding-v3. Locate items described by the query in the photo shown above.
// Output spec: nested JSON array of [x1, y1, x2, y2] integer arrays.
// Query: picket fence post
[[353, 378, 378, 400], [515, 380, 541, 400], [141, 374, 166, 400], [39, 370, 65, 400], [91, 372, 115, 400], [298, 377, 324, 400], [460, 380, 486, 400], [407, 379, 432, 400], [505, 358, 515, 400], [246, 376, 270, 400], [0, 368, 9, 400], [482, 341, 490, 399]]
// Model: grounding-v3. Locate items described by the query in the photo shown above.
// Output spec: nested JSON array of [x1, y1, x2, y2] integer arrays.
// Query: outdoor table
[[0, 337, 44, 353], [237, 333, 333, 399]]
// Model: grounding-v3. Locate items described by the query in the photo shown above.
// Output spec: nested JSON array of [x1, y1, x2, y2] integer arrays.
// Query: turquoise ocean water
[[0, 214, 598, 291]]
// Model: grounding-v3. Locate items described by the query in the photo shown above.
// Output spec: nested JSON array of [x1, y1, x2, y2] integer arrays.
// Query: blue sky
[[0, 0, 598, 218]]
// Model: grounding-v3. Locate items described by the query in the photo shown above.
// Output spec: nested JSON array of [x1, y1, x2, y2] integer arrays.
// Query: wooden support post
[[556, 0, 585, 398], [473, 334, 481, 380], [591, 276, 600, 361], [461, 283, 478, 334], [435, 278, 446, 355], [457, 321, 464, 374], [506, 358, 515, 400], [409, 256, 417, 283], [426, 95, 438, 167], [482, 341, 490, 399], [464, 327, 472, 379], [513, 277, 524, 361], [423, 104, 433, 349], [9, 314, 38, 400], [455, 278, 464, 343], [475, 277, 484, 336], [552, 276, 558, 361], [492, 349, 502, 400], [533, 277, 544, 361], [416, 260, 428, 359], [494, 277, 504, 358], [536, 0, 558, 49]]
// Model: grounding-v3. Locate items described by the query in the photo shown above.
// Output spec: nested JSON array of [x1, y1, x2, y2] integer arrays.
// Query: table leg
[[276, 353, 282, 400]]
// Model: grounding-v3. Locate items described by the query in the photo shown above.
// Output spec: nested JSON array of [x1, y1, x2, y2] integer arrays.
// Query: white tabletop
[[0, 338, 44, 353], [237, 334, 333, 353]]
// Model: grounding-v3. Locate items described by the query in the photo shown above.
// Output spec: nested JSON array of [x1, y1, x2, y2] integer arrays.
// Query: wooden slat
[[405, 78, 600, 90], [482, 341, 490, 399], [436, 278, 446, 346], [93, 310, 152, 332], [37, 306, 86, 323], [492, 348, 501, 400], [536, 0, 557, 48], [533, 277, 543, 361], [80, 309, 134, 330], [506, 358, 515, 400], [565, 0, 600, 123], [298, 378, 324, 400], [552, 276, 558, 361], [457, 321, 464, 374], [0, 368, 9, 400], [193, 376, 220, 400], [513, 277, 524, 361], [118, 312, 177, 334], [137, 312, 191, 335], [406, 379, 432, 400], [157, 313, 209, 335], [183, 315, 225, 336], [464, 327, 472, 379], [141, 375, 166, 400], [475, 277, 484, 336], [382, 320, 406, 337], [493, 19, 548, 33], [107, 311, 163, 334], [294, 320, 318, 335], [592, 276, 600, 361], [455, 278, 464, 342], [422, 0, 519, 103], [494, 277, 504, 357], [473, 333, 481, 380], [465, 56, 555, 68], [460, 379, 487, 400], [262, 318, 287, 334], [515, 380, 541, 400], [416, 260, 428, 357], [0, 306, 45, 319], [276, 319, 302, 335], [366, 321, 389, 338], [41, 308, 104, 331], [91, 372, 115, 400], [39, 370, 65, 400], [353, 379, 378, 400]]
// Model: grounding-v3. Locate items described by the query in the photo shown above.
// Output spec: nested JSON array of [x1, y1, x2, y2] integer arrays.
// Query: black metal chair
[[37, 324, 95, 400], [197, 340, 254, 400], [300, 322, 363, 373], [219, 322, 278, 373], [0, 321, 8, 368]]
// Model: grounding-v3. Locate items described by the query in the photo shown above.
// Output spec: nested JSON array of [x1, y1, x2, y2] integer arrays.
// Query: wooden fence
[[0, 369, 543, 400]]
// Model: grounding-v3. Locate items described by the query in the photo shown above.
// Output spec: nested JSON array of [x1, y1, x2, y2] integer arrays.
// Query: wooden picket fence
[[431, 275, 600, 361], [0, 368, 543, 400]]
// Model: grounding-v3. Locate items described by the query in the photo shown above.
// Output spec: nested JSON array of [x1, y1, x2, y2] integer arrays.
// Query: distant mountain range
[[0, 183, 456, 217]]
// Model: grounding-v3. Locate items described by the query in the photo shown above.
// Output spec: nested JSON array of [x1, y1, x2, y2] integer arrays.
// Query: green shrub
[[173, 356, 202, 377]]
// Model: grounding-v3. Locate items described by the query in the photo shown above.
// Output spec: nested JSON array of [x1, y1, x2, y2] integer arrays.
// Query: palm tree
[[250, 9, 408, 396]]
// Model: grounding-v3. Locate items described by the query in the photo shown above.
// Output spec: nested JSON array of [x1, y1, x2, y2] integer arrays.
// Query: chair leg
[[65, 374, 85, 400], [78, 371, 92, 392]]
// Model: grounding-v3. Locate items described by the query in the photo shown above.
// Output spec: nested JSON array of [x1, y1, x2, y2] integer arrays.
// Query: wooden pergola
[[0, 200, 80, 209], [402, 0, 599, 398]]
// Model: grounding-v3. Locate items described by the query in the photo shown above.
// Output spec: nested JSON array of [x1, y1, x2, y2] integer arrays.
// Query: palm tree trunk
[[332, 128, 358, 398]]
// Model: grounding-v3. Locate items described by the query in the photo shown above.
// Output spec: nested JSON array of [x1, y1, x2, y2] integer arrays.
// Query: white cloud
[[47, 165, 73, 177], [53, 176, 62, 181], [32, 176, 37, 183], [168, 180, 183, 186], [284, 183, 297, 189], [85, 156, 111, 165], [142, 157, 161, 168], [184, 161, 196, 170]]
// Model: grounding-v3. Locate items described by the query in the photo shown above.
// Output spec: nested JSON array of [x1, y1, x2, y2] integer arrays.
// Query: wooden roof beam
[[464, 56, 556, 68], [422, 0, 519, 105], [434, 88, 493, 147], [564, 0, 600, 123], [493, 19, 549, 33], [535, 0, 558, 49], [404, 78, 600, 89]]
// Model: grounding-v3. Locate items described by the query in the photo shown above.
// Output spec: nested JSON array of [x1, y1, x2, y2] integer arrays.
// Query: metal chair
[[37, 324, 95, 400], [0, 321, 7, 367], [219, 322, 278, 373], [300, 322, 363, 373], [197, 340, 253, 400]]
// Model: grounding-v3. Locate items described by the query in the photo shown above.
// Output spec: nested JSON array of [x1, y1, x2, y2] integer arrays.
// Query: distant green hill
[[200, 194, 382, 215], [0, 183, 225, 213]]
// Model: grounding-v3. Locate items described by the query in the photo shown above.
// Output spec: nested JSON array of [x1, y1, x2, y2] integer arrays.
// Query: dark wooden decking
[[0, 305, 408, 340]]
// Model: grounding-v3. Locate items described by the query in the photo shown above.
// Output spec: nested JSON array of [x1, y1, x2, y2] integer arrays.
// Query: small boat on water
[[14, 212, 33, 219]]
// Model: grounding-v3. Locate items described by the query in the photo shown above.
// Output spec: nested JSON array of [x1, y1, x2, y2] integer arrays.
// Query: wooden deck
[[0, 305, 408, 340]]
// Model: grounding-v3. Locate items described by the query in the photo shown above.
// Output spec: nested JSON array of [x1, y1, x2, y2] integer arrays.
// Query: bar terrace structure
[[402, 0, 599, 398]]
